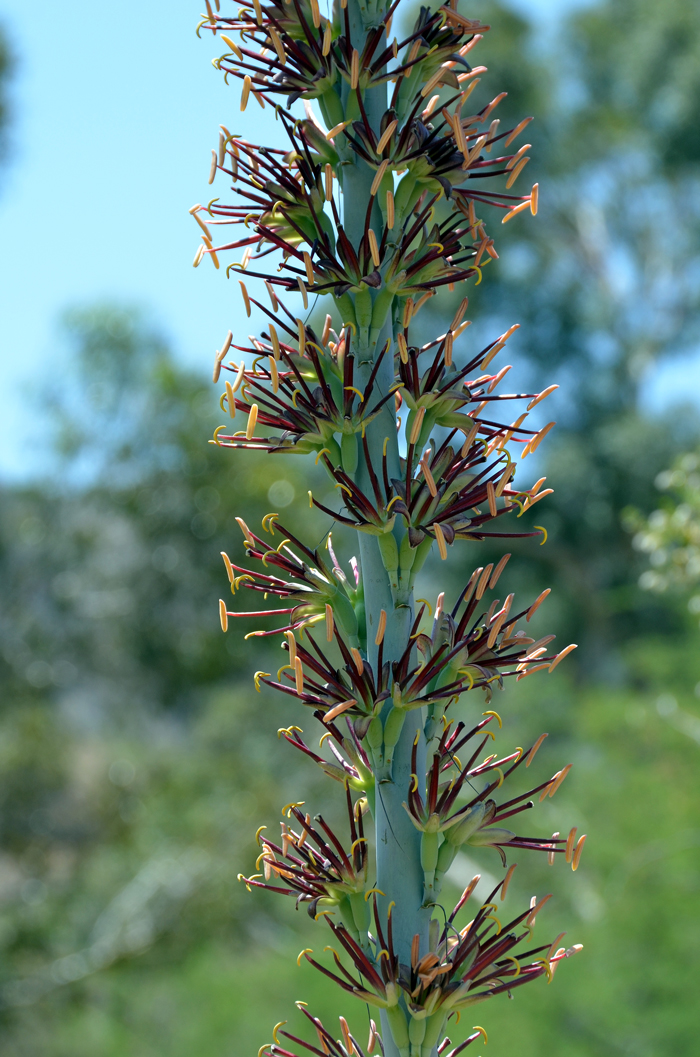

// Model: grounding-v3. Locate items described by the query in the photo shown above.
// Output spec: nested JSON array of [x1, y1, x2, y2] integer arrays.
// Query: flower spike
[[194, 2, 582, 1054]]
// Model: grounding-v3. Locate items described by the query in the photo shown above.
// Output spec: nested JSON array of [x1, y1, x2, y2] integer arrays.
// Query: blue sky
[[0, 1, 286, 478], [0, 0, 695, 480]]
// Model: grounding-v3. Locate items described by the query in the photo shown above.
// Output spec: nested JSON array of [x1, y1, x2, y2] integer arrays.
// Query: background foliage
[[1, 1, 699, 1054]]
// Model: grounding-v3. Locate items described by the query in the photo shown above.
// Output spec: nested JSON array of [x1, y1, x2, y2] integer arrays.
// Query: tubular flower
[[195, 0, 584, 1054], [220, 522, 363, 642], [279, 720, 375, 801], [261, 1005, 378, 1057]]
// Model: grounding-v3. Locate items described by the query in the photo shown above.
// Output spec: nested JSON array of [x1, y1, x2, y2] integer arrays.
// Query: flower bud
[[467, 826, 515, 848], [444, 801, 487, 846]]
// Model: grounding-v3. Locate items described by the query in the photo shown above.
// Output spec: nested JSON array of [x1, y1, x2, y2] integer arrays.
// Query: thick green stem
[[354, 187, 433, 1057], [341, 6, 435, 1050], [375, 709, 431, 943], [359, 526, 432, 1057], [339, 0, 386, 233]]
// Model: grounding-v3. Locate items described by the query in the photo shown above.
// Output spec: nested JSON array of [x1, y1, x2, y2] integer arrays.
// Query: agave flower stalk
[[194, 1, 584, 1053]]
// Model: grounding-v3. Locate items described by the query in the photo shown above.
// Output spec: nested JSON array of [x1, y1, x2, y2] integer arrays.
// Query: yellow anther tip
[[253, 671, 271, 691], [282, 801, 306, 817], [364, 887, 386, 901], [272, 1022, 287, 1044]]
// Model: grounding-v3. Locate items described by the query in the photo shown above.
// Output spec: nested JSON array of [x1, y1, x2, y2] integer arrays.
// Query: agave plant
[[193, 1, 584, 1053]]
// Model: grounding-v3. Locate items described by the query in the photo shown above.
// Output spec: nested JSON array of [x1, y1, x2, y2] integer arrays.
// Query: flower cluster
[[211, 307, 558, 585], [404, 715, 585, 901], [194, 0, 538, 327], [221, 531, 576, 773], [294, 873, 581, 1057]]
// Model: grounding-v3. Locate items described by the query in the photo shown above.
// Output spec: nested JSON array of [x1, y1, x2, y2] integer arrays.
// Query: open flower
[[210, 294, 559, 576], [261, 1005, 379, 1057], [205, 4, 487, 119], [261, 1003, 491, 1057], [387, 567, 575, 730], [279, 719, 375, 803], [212, 316, 399, 461], [226, 533, 576, 789]]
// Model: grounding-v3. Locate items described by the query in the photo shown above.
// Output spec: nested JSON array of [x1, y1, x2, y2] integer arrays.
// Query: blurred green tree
[[0, 20, 14, 171], [1, 305, 330, 721], [0, 20, 11, 146], [570, 0, 700, 169], [624, 448, 700, 609], [0, 305, 335, 1045]]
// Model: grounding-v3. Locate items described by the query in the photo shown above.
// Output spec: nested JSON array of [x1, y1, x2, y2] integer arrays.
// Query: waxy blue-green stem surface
[[340, 5, 431, 1050]]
